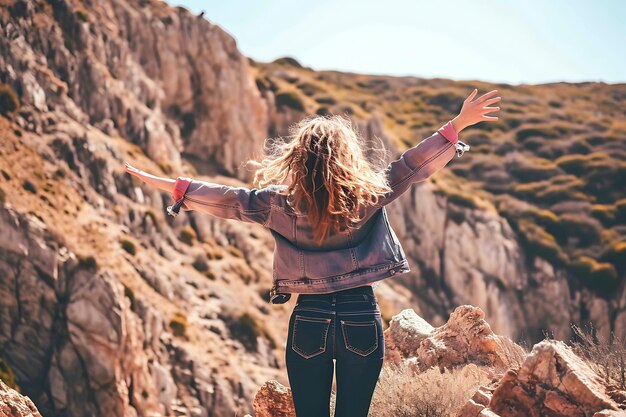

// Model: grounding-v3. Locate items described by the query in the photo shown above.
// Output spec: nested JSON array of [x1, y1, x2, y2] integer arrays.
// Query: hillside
[[0, 0, 625, 415], [252, 59, 626, 340]]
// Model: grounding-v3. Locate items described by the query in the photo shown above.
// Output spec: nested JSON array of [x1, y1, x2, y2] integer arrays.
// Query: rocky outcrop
[[1, 0, 268, 179], [456, 340, 626, 417], [387, 179, 576, 342], [0, 204, 162, 416], [0, 378, 42, 417], [0, 202, 280, 417], [385, 305, 526, 373]]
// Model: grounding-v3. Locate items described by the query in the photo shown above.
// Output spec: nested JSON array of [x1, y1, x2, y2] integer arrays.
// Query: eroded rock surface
[[0, 379, 42, 417], [456, 340, 626, 417], [250, 380, 295, 417], [385, 305, 525, 373]]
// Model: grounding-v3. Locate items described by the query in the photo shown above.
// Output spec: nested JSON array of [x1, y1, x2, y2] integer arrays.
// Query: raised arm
[[368, 89, 501, 210]]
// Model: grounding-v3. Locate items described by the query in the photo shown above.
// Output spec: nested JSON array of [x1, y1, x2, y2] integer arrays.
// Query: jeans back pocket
[[340, 319, 378, 356], [291, 315, 331, 359]]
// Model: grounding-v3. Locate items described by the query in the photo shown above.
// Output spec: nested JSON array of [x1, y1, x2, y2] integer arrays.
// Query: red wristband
[[437, 121, 458, 144], [172, 177, 193, 201]]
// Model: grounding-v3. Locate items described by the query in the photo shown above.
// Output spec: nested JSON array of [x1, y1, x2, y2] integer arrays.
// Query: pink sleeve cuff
[[437, 121, 458, 144], [172, 177, 193, 201]]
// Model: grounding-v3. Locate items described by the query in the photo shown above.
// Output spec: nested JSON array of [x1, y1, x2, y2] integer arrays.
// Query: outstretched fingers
[[465, 88, 478, 103], [476, 89, 499, 103], [482, 96, 502, 106]]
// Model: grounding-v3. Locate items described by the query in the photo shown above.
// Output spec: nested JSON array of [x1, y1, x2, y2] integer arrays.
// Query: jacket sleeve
[[372, 121, 470, 209], [167, 177, 273, 226]]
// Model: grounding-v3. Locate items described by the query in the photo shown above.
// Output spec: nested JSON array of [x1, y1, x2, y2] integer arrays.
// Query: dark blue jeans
[[285, 285, 384, 417]]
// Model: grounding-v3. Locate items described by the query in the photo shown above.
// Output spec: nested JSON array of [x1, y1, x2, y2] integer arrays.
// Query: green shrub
[[0, 83, 19, 115], [447, 191, 480, 209], [555, 154, 590, 176], [515, 126, 560, 141], [22, 179, 37, 194], [206, 249, 223, 260], [507, 156, 560, 182], [76, 9, 89, 22], [0, 357, 18, 391], [205, 271, 216, 280], [425, 90, 464, 113], [120, 238, 137, 255], [316, 106, 329, 116], [570, 256, 618, 297], [599, 241, 626, 273], [255, 76, 269, 92], [227, 312, 261, 351], [169, 313, 187, 337], [143, 210, 159, 232], [591, 204, 616, 224], [272, 56, 303, 67], [258, 288, 271, 303], [0, 187, 5, 204], [228, 245, 244, 258], [123, 284, 136, 311], [179, 226, 196, 245], [78, 254, 98, 270], [514, 218, 568, 266], [275, 92, 305, 112], [54, 168, 66, 179], [297, 82, 321, 96], [553, 213, 603, 247], [192, 255, 209, 272], [314, 95, 337, 105], [615, 199, 626, 223]]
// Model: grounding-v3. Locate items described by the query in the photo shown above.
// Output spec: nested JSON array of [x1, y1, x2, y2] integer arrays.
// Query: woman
[[125, 88, 500, 417]]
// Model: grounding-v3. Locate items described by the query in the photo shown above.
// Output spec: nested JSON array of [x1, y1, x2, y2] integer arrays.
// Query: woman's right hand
[[451, 89, 501, 133]]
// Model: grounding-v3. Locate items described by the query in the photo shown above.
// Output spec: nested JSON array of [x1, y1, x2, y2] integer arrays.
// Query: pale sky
[[174, 0, 625, 85]]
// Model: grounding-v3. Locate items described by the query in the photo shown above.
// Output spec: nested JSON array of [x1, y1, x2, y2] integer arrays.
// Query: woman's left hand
[[452, 89, 501, 133]]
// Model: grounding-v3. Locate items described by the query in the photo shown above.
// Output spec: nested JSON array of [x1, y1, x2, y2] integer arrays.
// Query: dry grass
[[368, 362, 491, 417], [570, 323, 626, 390]]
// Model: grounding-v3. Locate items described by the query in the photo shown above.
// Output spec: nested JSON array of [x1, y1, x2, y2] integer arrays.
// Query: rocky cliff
[[0, 0, 624, 416]]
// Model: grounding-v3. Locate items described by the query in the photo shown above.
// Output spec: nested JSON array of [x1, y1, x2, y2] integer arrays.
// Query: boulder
[[0, 378, 42, 417], [456, 340, 626, 417], [385, 305, 525, 372], [251, 380, 295, 417]]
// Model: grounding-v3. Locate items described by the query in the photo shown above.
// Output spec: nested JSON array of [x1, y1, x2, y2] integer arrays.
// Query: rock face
[[0, 205, 161, 416], [0, 0, 268, 179], [388, 179, 574, 342], [456, 340, 626, 417], [0, 378, 42, 417], [385, 305, 526, 373]]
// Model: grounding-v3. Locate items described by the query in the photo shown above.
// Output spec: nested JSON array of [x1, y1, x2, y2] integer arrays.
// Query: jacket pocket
[[340, 319, 378, 356], [291, 315, 331, 359]]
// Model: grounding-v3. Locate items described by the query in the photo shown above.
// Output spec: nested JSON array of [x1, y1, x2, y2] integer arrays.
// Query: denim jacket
[[167, 121, 469, 301]]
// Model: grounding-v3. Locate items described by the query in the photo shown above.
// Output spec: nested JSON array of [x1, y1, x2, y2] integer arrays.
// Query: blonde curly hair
[[247, 114, 393, 245]]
